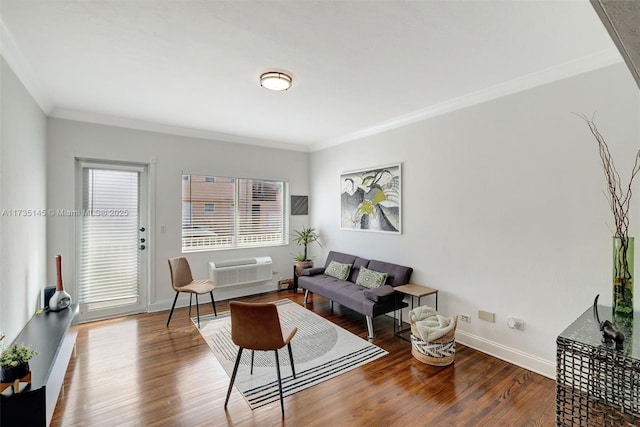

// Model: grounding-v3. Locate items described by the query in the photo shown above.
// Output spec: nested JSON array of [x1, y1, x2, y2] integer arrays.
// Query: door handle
[[139, 227, 146, 232], [140, 238, 146, 243], [139, 244, 146, 250]]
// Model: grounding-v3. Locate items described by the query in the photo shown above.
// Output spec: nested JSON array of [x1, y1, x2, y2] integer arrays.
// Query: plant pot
[[294, 260, 313, 277], [1, 362, 30, 383]]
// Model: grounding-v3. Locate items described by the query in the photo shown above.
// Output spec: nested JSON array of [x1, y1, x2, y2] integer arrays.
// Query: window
[[182, 174, 287, 251]]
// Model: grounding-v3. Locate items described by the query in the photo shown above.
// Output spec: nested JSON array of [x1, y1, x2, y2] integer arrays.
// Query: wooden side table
[[394, 284, 439, 340]]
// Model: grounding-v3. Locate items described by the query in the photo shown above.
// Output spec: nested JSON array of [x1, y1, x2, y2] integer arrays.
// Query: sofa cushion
[[325, 260, 352, 280], [368, 260, 413, 287], [323, 251, 358, 268], [363, 285, 395, 303], [356, 266, 387, 288], [348, 257, 370, 283]]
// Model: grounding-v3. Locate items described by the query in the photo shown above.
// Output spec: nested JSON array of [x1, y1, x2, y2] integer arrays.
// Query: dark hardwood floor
[[51, 290, 555, 426]]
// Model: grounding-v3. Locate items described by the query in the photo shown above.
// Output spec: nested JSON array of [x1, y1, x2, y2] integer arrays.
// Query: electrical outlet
[[460, 314, 471, 323], [507, 317, 525, 331], [478, 310, 495, 323]]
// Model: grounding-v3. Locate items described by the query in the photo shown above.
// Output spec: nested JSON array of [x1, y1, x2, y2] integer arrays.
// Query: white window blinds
[[79, 167, 140, 307], [182, 174, 286, 251]]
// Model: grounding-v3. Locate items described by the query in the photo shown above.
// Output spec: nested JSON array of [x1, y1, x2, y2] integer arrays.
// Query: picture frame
[[290, 195, 309, 215], [340, 163, 401, 233]]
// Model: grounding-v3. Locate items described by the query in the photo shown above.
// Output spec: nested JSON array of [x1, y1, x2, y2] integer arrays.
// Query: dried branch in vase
[[579, 113, 640, 317], [578, 113, 640, 238]]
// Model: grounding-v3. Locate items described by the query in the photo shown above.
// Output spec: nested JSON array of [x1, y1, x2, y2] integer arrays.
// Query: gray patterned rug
[[193, 299, 387, 409]]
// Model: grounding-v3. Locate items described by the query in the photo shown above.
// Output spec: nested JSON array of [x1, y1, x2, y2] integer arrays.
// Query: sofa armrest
[[301, 267, 325, 276], [363, 285, 395, 303]]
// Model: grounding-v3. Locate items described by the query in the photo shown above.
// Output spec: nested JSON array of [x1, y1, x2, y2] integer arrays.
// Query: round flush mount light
[[260, 72, 292, 91]]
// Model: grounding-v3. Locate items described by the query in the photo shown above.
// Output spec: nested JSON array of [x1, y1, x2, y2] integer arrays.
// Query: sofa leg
[[366, 316, 375, 339], [304, 289, 309, 304], [329, 300, 333, 310]]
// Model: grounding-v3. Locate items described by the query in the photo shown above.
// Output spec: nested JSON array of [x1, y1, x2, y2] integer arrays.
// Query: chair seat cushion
[[181, 279, 216, 293]]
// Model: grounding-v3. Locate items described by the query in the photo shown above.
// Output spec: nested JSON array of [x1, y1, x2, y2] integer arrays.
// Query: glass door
[[76, 160, 148, 321]]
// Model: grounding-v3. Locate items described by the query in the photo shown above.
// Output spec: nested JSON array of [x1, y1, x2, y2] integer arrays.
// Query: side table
[[556, 304, 640, 425], [394, 284, 438, 340]]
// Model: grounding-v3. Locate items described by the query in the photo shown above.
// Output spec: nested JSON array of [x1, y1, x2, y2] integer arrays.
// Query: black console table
[[0, 304, 79, 426], [556, 304, 640, 426]]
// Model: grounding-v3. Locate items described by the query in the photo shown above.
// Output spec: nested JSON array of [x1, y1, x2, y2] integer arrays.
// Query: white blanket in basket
[[410, 306, 455, 342]]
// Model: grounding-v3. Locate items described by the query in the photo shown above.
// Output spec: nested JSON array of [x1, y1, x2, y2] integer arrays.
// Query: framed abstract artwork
[[290, 195, 309, 215], [340, 163, 401, 233]]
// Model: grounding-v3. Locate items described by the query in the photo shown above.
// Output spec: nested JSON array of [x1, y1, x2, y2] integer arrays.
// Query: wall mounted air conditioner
[[208, 256, 272, 287]]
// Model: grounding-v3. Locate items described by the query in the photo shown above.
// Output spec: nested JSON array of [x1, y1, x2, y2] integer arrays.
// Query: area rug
[[193, 299, 387, 409]]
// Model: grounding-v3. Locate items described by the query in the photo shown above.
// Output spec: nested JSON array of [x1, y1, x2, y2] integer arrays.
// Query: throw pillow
[[356, 266, 388, 288], [324, 260, 352, 281]]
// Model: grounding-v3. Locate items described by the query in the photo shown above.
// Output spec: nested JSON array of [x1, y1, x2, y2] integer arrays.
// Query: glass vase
[[613, 236, 634, 317]]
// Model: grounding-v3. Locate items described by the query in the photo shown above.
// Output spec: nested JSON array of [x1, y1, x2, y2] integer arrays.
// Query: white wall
[[0, 56, 48, 343], [309, 62, 640, 377], [46, 118, 310, 313], [5, 48, 639, 380]]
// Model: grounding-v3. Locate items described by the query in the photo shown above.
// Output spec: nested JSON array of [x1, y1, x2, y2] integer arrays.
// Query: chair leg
[[166, 292, 179, 327], [195, 294, 200, 328], [225, 347, 243, 408], [189, 294, 193, 316], [287, 342, 296, 379], [250, 350, 255, 375], [274, 350, 285, 417], [210, 291, 217, 316]]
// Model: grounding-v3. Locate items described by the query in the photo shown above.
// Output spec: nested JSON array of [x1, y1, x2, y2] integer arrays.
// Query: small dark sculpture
[[593, 294, 625, 350]]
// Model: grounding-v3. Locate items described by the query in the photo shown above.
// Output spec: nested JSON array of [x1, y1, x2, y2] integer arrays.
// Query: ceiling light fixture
[[260, 72, 292, 91]]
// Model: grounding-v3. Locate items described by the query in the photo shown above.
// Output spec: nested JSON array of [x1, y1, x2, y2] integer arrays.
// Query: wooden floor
[[51, 290, 556, 427]]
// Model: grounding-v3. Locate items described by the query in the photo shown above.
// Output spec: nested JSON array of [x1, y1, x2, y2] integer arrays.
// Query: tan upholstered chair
[[167, 257, 217, 328], [224, 301, 297, 417]]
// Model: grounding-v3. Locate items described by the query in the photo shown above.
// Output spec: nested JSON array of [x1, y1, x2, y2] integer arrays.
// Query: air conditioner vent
[[208, 257, 272, 287]]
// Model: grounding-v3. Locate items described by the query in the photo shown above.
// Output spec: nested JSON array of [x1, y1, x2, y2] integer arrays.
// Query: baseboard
[[147, 281, 279, 313], [455, 330, 556, 379]]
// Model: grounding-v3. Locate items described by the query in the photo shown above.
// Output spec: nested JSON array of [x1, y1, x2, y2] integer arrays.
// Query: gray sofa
[[298, 251, 413, 338]]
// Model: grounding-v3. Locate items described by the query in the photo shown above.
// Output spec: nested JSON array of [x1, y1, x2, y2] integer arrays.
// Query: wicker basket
[[410, 315, 457, 366]]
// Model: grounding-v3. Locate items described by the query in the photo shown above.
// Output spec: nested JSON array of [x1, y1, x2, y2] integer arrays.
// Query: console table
[[0, 304, 78, 426], [556, 304, 640, 426]]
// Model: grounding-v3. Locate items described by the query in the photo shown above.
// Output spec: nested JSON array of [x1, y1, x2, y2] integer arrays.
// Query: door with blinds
[[77, 160, 148, 322]]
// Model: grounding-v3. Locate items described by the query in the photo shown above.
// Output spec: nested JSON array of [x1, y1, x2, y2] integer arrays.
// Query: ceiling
[[0, 1, 621, 152]]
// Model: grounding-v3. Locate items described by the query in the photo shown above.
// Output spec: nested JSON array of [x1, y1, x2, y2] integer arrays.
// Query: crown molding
[[311, 48, 623, 152], [0, 19, 52, 113], [49, 108, 310, 152], [1, 13, 623, 155]]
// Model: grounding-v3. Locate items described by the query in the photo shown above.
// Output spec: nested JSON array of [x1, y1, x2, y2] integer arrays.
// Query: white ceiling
[[0, 1, 621, 152]]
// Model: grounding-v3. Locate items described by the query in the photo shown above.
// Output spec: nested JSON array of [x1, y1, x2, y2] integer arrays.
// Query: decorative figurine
[[593, 294, 625, 350]]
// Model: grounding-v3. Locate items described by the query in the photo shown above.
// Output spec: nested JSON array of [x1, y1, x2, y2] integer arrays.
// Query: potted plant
[[0, 344, 37, 383], [292, 226, 321, 276]]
